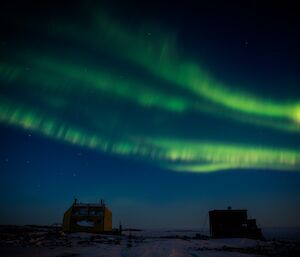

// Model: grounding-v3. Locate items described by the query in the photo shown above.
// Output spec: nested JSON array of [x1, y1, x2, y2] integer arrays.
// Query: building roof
[[209, 209, 247, 213], [73, 203, 105, 207]]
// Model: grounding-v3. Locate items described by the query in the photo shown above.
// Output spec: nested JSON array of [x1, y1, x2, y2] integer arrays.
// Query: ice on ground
[[1, 226, 299, 257], [76, 221, 95, 227]]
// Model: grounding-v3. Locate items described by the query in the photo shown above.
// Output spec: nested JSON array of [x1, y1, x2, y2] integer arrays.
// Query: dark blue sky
[[0, 125, 299, 228], [0, 0, 299, 229]]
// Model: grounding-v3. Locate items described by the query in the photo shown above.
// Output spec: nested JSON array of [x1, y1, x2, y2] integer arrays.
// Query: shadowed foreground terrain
[[1, 226, 300, 257]]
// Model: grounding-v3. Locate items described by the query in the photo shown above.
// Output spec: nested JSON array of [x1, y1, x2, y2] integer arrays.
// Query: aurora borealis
[[0, 1, 300, 228], [1, 5, 299, 173]]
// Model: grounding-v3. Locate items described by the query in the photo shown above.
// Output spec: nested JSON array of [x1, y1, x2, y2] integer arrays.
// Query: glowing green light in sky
[[50, 13, 300, 130], [0, 96, 299, 173], [152, 139, 299, 172], [92, 13, 300, 122], [0, 10, 299, 173]]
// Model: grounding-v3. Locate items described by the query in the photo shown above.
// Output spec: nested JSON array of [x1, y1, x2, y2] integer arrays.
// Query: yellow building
[[63, 199, 112, 233]]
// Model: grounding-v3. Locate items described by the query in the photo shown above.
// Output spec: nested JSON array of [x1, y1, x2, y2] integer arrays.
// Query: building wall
[[62, 207, 73, 232], [104, 207, 112, 232], [209, 210, 248, 238], [62, 204, 112, 233], [209, 209, 262, 239]]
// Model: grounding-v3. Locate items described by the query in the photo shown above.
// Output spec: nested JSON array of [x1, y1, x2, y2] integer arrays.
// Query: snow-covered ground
[[0, 226, 299, 257]]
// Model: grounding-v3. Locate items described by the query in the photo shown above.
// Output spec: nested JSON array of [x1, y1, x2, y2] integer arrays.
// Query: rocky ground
[[0, 226, 300, 257]]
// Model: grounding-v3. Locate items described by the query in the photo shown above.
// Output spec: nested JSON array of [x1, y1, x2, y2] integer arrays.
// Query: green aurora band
[[0, 12, 300, 173], [50, 13, 300, 126], [0, 97, 299, 173]]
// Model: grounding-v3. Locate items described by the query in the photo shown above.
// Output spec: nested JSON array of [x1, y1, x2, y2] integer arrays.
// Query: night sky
[[0, 1, 299, 229]]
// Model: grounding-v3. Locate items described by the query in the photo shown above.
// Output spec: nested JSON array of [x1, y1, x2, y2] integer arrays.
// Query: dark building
[[63, 199, 112, 233], [209, 207, 263, 239]]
